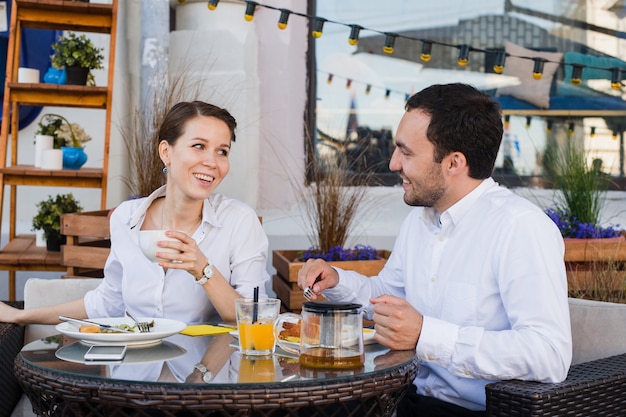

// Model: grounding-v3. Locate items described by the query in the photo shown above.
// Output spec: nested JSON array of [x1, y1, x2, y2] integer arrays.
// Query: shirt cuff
[[417, 315, 458, 367]]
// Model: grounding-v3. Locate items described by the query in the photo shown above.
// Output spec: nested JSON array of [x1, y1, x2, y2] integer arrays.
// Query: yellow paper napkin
[[180, 324, 236, 336]]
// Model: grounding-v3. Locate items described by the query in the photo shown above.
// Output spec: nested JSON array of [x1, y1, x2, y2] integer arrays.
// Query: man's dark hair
[[405, 83, 503, 179]]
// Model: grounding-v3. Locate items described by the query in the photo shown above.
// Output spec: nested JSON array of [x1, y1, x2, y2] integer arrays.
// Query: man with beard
[[297, 83, 572, 416]]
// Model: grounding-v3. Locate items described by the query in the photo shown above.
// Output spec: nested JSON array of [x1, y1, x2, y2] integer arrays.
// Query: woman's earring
[[163, 166, 168, 174]]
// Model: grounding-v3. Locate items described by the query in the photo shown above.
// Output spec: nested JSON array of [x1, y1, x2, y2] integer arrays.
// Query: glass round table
[[15, 332, 417, 416]]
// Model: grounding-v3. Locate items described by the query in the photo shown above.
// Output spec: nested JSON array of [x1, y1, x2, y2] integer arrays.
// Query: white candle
[[40, 149, 63, 170], [17, 67, 40, 83], [34, 135, 54, 168]]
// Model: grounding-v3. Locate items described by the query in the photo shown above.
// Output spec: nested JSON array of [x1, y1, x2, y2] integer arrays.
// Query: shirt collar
[[424, 178, 495, 230], [128, 185, 224, 230]]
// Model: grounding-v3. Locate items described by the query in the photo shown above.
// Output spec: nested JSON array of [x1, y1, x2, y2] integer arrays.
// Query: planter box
[[272, 250, 391, 283], [564, 237, 626, 294], [272, 249, 390, 311]]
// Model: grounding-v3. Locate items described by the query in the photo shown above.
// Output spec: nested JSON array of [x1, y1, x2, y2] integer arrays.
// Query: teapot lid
[[302, 301, 362, 313]]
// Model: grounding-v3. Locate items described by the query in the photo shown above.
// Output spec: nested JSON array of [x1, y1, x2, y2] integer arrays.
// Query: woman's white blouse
[[84, 186, 270, 324]]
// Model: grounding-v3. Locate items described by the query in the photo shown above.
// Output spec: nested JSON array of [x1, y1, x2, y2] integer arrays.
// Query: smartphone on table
[[84, 344, 128, 361]]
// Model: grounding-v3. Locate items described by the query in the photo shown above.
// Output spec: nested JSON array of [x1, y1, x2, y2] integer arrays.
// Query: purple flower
[[545, 208, 624, 239], [300, 244, 380, 262]]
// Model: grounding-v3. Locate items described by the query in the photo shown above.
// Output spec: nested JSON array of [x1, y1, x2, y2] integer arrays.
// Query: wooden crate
[[272, 249, 390, 311], [60, 210, 112, 278]]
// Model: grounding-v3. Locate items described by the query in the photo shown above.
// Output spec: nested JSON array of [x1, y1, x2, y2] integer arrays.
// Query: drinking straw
[[252, 286, 259, 323]]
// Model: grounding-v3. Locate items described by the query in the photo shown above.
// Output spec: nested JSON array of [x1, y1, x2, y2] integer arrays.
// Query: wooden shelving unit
[[0, 0, 118, 300]]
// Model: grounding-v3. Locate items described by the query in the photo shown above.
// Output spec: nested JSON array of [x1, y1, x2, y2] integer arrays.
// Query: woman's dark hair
[[158, 101, 237, 146], [405, 83, 503, 179]]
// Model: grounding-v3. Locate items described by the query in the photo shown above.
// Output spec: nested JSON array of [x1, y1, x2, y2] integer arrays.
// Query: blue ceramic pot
[[61, 147, 88, 170], [43, 67, 67, 84]]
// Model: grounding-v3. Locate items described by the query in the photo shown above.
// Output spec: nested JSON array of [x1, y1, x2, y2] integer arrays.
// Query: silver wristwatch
[[194, 362, 213, 383], [196, 261, 214, 285]]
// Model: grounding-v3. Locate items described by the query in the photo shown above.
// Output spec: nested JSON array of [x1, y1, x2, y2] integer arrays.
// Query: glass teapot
[[274, 301, 365, 369]]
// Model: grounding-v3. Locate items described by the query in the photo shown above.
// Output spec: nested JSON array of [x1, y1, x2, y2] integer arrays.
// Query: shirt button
[[438, 235, 445, 242], [431, 276, 436, 282], [465, 371, 471, 376], [427, 354, 434, 361], [425, 387, 431, 394]]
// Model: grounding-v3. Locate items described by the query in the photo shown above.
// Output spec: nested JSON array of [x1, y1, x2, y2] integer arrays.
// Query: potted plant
[[272, 142, 389, 310], [50, 32, 104, 85], [32, 193, 83, 252], [36, 113, 92, 169], [543, 142, 626, 296]]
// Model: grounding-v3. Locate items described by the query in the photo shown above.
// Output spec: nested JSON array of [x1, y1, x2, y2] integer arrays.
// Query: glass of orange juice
[[235, 298, 281, 356]]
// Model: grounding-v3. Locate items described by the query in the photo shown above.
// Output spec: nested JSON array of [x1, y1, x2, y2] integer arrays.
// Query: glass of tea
[[274, 301, 365, 369]]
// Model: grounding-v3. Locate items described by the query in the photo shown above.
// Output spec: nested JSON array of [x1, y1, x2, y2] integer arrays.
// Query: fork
[[125, 310, 151, 333], [303, 275, 322, 301]]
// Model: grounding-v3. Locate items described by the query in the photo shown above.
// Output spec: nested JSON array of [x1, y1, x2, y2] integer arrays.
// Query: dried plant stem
[[120, 64, 205, 198]]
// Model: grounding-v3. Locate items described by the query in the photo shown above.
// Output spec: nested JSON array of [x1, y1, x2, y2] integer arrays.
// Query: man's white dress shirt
[[323, 178, 572, 411]]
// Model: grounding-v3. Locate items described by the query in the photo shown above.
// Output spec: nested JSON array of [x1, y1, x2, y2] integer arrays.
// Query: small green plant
[[32, 193, 83, 239], [51, 32, 104, 70], [544, 142, 622, 238]]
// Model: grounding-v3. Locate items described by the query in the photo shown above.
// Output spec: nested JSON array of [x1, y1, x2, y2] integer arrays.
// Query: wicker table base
[[15, 338, 417, 417]]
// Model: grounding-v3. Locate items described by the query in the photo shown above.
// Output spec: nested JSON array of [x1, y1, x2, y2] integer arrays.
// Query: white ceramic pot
[[40, 149, 63, 170], [34, 135, 54, 168]]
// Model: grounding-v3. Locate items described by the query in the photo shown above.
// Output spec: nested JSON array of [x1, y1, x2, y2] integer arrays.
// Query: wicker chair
[[486, 298, 626, 416], [1, 278, 101, 417], [0, 301, 24, 417]]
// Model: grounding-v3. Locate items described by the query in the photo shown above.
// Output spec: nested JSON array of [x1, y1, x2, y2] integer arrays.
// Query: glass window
[[309, 0, 626, 187]]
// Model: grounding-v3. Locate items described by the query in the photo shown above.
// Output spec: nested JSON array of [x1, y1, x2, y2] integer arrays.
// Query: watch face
[[203, 263, 214, 279]]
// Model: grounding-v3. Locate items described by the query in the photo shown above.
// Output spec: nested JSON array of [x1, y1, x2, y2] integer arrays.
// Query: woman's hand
[[156, 230, 208, 280]]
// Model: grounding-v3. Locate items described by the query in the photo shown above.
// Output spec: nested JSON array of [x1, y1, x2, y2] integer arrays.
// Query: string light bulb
[[345, 79, 352, 89], [207, 0, 219, 10], [570, 65, 583, 86], [326, 74, 333, 84], [365, 84, 371, 95], [385, 89, 391, 100], [590, 127, 596, 138], [612, 129, 618, 140], [457, 45, 470, 67], [568, 123, 575, 135], [546, 120, 553, 133], [532, 58, 545, 80], [525, 116, 531, 129], [243, 1, 257, 21], [312, 17, 326, 38], [277, 9, 290, 29], [504, 115, 510, 128], [348, 25, 362, 46], [420, 41, 432, 62], [383, 33, 398, 54], [493, 50, 506, 74], [611, 68, 622, 90]]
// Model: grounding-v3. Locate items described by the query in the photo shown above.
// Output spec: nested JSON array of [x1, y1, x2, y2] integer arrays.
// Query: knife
[[58, 316, 136, 334]]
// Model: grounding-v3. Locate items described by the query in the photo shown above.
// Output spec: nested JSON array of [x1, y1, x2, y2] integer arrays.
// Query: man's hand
[[297, 258, 340, 300], [371, 294, 422, 351]]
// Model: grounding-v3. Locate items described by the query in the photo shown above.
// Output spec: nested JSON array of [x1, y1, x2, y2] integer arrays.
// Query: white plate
[[56, 317, 187, 346], [55, 340, 187, 364]]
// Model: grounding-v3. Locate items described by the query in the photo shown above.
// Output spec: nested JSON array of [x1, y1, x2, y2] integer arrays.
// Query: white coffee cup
[[138, 230, 181, 262]]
